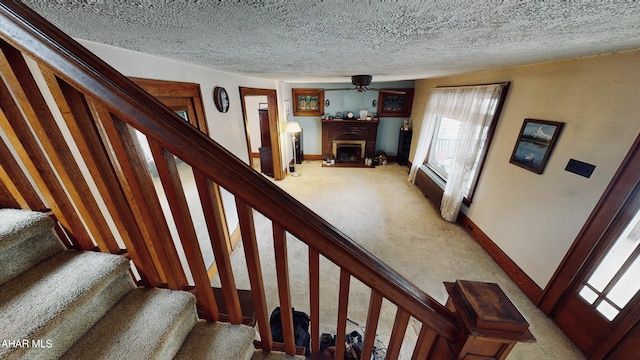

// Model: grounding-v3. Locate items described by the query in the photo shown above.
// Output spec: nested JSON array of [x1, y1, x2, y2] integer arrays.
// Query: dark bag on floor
[[269, 307, 311, 356]]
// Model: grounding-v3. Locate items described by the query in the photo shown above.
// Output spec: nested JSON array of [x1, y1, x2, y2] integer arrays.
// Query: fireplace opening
[[332, 140, 366, 163]]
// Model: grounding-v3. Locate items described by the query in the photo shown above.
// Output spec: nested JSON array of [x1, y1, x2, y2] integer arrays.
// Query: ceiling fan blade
[[369, 88, 406, 94], [323, 88, 354, 91]]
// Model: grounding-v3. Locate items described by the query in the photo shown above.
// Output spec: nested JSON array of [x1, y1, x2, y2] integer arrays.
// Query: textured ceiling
[[23, 1, 640, 83]]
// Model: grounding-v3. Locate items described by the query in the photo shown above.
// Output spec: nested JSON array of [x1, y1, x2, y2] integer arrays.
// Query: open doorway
[[239, 87, 283, 180], [243, 95, 268, 172]]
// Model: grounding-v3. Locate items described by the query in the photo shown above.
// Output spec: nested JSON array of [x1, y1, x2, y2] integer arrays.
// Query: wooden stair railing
[[0, 2, 533, 359]]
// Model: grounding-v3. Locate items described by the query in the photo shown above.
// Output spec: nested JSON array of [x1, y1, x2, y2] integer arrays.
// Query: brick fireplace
[[322, 119, 379, 164]]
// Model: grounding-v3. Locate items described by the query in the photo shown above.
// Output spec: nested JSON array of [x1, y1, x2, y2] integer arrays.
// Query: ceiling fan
[[323, 75, 406, 94]]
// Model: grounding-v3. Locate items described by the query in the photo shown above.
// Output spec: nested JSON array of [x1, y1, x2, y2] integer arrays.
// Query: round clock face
[[214, 87, 229, 113], [347, 111, 354, 119]]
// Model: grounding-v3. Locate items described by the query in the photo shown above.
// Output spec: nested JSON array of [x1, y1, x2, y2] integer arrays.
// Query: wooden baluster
[[309, 247, 321, 353], [236, 198, 272, 351], [91, 102, 188, 290], [273, 222, 296, 355], [0, 76, 92, 250], [335, 269, 351, 360], [412, 324, 438, 360], [0, 41, 120, 253], [194, 169, 242, 324], [41, 67, 161, 286], [0, 138, 45, 210], [361, 290, 383, 360], [148, 140, 219, 321], [386, 308, 411, 359], [0, 177, 20, 208]]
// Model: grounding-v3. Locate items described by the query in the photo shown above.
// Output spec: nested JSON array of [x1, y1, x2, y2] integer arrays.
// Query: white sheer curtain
[[410, 84, 505, 222]]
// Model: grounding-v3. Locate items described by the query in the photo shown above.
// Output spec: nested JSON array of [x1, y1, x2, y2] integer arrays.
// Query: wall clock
[[214, 86, 229, 113]]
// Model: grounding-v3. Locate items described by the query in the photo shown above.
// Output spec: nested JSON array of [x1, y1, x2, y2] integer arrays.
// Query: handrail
[[0, 0, 459, 340]]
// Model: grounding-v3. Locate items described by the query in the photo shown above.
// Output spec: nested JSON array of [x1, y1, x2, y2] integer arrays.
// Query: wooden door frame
[[129, 77, 233, 252], [540, 133, 640, 358], [239, 87, 283, 180]]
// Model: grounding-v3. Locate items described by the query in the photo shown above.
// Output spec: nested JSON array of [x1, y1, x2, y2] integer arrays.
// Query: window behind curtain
[[421, 84, 508, 203]]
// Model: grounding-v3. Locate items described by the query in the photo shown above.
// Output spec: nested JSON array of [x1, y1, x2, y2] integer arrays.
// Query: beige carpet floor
[[211, 160, 585, 360]]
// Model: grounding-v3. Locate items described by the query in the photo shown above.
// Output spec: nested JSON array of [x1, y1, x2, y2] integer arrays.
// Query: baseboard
[[303, 154, 323, 161], [251, 152, 260, 158], [457, 212, 543, 304], [229, 225, 241, 250]]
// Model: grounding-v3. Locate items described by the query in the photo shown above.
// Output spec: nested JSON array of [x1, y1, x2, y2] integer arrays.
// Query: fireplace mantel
[[322, 119, 379, 159]]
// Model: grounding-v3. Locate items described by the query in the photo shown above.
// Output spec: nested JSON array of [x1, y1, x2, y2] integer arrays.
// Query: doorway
[[130, 77, 233, 276], [239, 87, 283, 180], [540, 134, 640, 359]]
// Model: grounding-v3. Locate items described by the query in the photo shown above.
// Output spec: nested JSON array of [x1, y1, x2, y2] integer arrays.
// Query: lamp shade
[[285, 121, 302, 134]]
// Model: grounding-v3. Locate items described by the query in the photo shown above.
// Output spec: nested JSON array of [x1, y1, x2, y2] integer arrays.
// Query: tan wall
[[410, 49, 640, 288]]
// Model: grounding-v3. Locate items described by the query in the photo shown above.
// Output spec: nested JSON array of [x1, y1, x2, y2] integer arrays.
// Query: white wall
[[78, 39, 280, 233], [410, 49, 640, 288], [244, 95, 268, 152]]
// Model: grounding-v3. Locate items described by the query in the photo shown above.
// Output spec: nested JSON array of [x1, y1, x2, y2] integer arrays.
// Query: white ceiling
[[23, 1, 640, 83]]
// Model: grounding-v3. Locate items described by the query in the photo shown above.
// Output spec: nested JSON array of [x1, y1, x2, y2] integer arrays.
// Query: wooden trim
[[229, 225, 241, 250], [361, 290, 383, 360], [335, 269, 351, 360], [150, 141, 219, 321], [0, 41, 121, 253], [239, 87, 283, 180], [540, 133, 640, 315], [236, 199, 272, 351], [412, 325, 438, 360], [94, 109, 188, 289], [0, 175, 21, 208], [251, 152, 260, 159], [0, 137, 44, 209], [195, 169, 242, 324], [273, 223, 296, 355], [48, 70, 161, 286], [457, 213, 543, 304], [0, 62, 93, 249], [304, 154, 323, 161], [386, 308, 411, 359], [0, 2, 460, 339], [309, 247, 321, 353]]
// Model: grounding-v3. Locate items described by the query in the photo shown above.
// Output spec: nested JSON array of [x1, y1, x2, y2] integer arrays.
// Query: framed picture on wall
[[509, 118, 564, 174], [377, 89, 414, 117], [292, 88, 324, 116]]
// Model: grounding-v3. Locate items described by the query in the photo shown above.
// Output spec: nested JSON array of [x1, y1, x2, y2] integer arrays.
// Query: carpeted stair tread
[[0, 209, 55, 251], [62, 288, 197, 360], [0, 250, 134, 359], [174, 320, 256, 360], [0, 209, 66, 286], [251, 349, 306, 360]]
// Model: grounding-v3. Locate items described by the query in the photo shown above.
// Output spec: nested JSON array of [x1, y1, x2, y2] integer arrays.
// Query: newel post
[[441, 280, 536, 360]]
